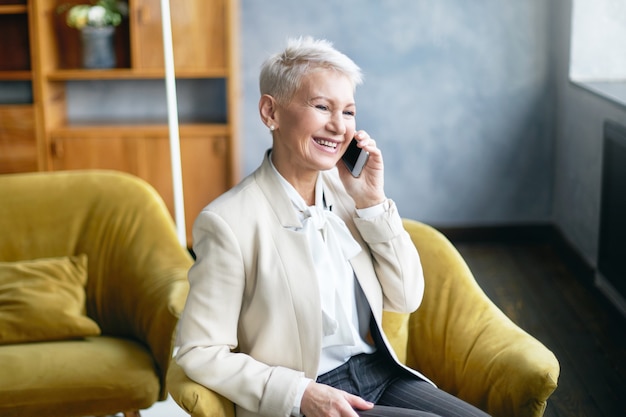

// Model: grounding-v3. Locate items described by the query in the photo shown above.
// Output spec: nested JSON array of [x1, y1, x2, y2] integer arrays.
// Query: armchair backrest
[[0, 170, 192, 337]]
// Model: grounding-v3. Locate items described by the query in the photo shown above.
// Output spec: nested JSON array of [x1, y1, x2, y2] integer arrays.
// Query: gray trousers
[[316, 318, 491, 417], [316, 351, 491, 417]]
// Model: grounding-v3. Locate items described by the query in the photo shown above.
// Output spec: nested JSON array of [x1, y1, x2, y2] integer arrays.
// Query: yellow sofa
[[167, 219, 559, 417], [0, 170, 193, 417]]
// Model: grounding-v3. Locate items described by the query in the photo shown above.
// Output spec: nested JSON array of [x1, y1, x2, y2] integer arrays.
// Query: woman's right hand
[[300, 381, 374, 417]]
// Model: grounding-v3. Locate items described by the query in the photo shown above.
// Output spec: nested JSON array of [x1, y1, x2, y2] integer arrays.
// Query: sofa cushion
[[0, 336, 160, 417], [0, 254, 101, 344]]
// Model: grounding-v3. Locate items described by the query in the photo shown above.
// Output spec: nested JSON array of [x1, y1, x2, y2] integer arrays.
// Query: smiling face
[[267, 69, 356, 186]]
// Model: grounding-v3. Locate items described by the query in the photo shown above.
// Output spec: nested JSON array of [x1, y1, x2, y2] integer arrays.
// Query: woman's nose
[[327, 111, 346, 135]]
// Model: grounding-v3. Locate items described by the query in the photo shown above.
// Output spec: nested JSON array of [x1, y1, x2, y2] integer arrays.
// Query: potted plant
[[62, 0, 128, 69]]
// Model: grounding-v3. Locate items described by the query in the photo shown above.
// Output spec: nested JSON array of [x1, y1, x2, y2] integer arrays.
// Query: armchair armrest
[[167, 359, 235, 417], [460, 320, 559, 417], [137, 273, 190, 399], [85, 172, 195, 400], [402, 219, 559, 417], [118, 195, 194, 399]]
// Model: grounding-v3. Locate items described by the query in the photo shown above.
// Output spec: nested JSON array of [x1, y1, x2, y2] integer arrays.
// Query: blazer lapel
[[254, 150, 302, 229], [253, 151, 323, 377]]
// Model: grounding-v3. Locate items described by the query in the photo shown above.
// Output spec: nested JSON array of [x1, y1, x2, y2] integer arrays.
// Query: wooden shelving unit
[[0, 1, 36, 174], [0, 0, 240, 246]]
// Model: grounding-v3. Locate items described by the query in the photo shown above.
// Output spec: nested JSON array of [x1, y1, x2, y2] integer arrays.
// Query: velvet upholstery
[[402, 219, 559, 417], [167, 219, 559, 417], [0, 170, 193, 417], [0, 254, 101, 344]]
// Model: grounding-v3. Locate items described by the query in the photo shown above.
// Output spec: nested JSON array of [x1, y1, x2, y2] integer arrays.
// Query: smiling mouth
[[314, 138, 338, 149]]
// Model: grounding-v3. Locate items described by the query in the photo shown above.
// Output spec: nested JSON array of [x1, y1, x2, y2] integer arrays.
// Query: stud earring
[[269, 125, 275, 132]]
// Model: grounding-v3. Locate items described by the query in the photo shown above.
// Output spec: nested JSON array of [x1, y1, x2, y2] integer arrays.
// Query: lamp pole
[[159, 0, 186, 247]]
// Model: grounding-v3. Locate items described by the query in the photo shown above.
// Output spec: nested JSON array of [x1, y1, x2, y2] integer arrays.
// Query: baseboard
[[436, 223, 595, 284], [435, 223, 554, 244], [546, 226, 596, 286], [595, 272, 626, 317]]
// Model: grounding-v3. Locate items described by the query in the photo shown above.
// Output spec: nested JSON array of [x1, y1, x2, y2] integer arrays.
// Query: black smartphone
[[341, 137, 369, 177]]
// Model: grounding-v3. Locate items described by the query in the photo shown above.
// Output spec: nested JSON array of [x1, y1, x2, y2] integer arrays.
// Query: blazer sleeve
[[353, 199, 424, 313], [175, 210, 303, 417]]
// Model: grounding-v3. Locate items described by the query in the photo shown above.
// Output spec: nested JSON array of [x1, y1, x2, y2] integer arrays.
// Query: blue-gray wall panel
[[240, 0, 553, 225]]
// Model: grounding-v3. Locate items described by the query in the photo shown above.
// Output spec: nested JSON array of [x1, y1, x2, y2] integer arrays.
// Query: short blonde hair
[[259, 36, 363, 105]]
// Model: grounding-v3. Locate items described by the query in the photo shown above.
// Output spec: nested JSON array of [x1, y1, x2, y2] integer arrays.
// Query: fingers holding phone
[[338, 131, 386, 208], [342, 137, 370, 177]]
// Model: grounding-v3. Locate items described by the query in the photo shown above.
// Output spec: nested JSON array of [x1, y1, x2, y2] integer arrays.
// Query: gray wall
[[240, 0, 554, 226], [551, 0, 626, 265]]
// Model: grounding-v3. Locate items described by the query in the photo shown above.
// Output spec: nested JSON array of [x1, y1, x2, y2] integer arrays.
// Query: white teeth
[[315, 139, 337, 148]]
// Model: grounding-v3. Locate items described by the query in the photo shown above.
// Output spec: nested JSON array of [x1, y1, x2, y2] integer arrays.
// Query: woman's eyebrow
[[309, 95, 355, 107]]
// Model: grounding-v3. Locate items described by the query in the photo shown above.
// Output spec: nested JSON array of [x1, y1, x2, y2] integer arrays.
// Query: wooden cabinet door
[[132, 0, 227, 71], [181, 134, 229, 226], [50, 135, 142, 173], [144, 134, 229, 243], [0, 106, 37, 174]]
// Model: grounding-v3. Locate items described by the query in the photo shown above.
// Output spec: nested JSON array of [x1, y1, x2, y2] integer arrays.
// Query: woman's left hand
[[337, 130, 386, 209]]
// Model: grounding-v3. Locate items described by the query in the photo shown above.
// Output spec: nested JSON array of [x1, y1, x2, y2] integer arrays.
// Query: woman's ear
[[259, 94, 278, 131]]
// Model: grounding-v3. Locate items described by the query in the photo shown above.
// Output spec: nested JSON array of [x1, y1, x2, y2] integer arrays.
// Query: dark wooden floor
[[453, 241, 626, 417]]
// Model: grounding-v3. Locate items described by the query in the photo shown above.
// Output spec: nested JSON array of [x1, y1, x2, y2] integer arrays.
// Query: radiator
[[596, 120, 626, 316]]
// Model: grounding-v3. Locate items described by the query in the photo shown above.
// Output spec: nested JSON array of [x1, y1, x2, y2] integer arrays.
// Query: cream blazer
[[176, 151, 428, 417]]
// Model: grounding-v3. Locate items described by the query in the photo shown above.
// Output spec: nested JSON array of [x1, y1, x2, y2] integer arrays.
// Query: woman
[[175, 37, 490, 417]]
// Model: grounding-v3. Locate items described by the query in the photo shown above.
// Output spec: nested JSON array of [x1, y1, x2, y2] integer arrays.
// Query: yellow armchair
[[167, 219, 559, 417], [0, 170, 193, 417]]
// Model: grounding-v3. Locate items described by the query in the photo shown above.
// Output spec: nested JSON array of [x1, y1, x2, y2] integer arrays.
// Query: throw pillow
[[0, 254, 101, 344]]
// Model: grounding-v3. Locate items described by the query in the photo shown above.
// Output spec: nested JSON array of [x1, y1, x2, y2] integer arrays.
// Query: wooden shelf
[[47, 67, 229, 81], [0, 70, 32, 80], [0, 5, 27, 14]]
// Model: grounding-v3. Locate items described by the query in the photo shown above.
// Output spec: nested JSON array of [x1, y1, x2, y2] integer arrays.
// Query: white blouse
[[269, 159, 387, 416]]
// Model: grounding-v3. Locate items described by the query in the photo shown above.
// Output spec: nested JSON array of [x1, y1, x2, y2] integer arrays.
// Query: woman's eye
[[343, 110, 355, 117], [315, 105, 329, 111]]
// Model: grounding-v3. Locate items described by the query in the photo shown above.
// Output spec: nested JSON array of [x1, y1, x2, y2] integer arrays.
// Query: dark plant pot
[[80, 26, 116, 69]]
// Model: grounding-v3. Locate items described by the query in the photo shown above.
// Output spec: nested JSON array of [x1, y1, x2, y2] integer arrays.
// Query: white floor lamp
[[160, 0, 186, 247]]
